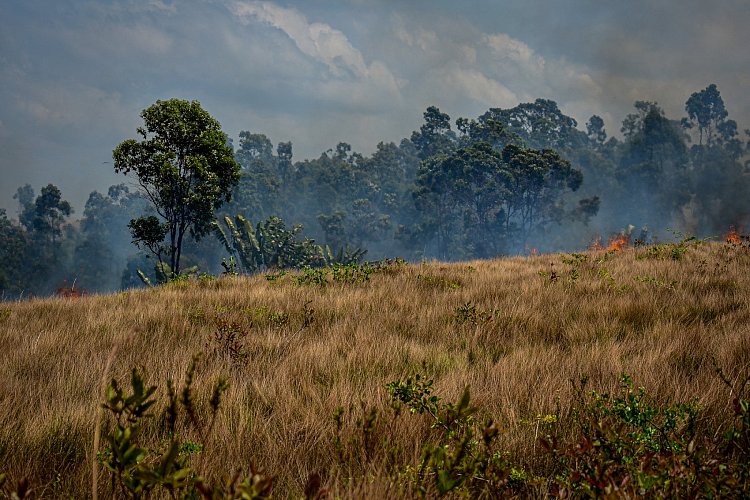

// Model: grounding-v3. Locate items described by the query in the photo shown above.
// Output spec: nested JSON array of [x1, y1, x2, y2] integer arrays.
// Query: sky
[[1, 0, 749, 213]]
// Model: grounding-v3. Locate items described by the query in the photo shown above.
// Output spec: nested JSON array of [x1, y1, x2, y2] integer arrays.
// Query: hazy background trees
[[2, 83, 749, 298]]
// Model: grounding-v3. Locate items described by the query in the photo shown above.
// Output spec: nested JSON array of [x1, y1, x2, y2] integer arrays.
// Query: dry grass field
[[0, 239, 749, 497]]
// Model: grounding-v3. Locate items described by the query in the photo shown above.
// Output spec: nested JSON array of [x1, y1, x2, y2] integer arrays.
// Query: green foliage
[[99, 368, 163, 497], [113, 99, 240, 276], [387, 374, 440, 421], [214, 215, 325, 273], [452, 302, 497, 325], [291, 261, 397, 287], [98, 358, 273, 499], [387, 375, 521, 496], [541, 375, 732, 498], [318, 244, 367, 267], [12, 84, 750, 296], [318, 201, 390, 251], [230, 132, 283, 222], [73, 185, 149, 293], [16, 184, 73, 245], [263, 270, 287, 283], [414, 136, 587, 258], [588, 375, 697, 454], [128, 216, 167, 263], [683, 84, 740, 153], [636, 230, 708, 261], [293, 266, 328, 287], [0, 209, 28, 296], [481, 98, 585, 151], [410, 106, 457, 160], [135, 261, 200, 287], [220, 256, 238, 276], [6, 184, 73, 295], [330, 262, 376, 284]]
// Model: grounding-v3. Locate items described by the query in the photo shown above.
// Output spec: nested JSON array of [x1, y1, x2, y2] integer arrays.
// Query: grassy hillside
[[0, 240, 749, 497]]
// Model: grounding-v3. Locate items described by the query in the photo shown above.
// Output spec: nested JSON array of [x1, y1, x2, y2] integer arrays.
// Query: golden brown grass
[[0, 241, 749, 497]]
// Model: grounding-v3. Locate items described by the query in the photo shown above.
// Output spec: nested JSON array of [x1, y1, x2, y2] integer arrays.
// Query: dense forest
[[1, 83, 749, 298]]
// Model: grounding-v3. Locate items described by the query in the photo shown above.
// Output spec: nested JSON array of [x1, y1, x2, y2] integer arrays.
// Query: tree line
[[1, 84, 748, 297]]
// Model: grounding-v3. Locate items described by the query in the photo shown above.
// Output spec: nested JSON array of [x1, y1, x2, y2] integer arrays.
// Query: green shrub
[[97, 357, 273, 499]]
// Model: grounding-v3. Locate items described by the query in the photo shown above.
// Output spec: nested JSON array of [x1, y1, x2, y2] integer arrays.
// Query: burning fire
[[589, 236, 604, 252], [725, 227, 743, 245], [607, 234, 630, 252], [590, 233, 630, 252]]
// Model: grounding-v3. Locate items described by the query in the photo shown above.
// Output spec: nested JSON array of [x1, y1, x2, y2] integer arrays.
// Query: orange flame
[[725, 227, 743, 245], [606, 234, 630, 252], [590, 233, 629, 252]]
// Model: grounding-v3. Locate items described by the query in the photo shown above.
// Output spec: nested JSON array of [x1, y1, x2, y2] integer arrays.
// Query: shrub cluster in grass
[[3, 364, 748, 499]]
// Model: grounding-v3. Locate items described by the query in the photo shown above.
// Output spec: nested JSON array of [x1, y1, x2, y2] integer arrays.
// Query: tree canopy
[[4, 83, 750, 297], [113, 99, 240, 276]]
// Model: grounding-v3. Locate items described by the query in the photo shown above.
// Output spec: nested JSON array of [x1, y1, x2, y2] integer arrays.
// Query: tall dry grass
[[0, 241, 748, 497]]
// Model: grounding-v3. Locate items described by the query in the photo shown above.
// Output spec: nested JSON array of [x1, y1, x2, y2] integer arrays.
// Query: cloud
[[229, 0, 365, 76], [146, 0, 177, 14], [433, 63, 517, 108], [484, 33, 544, 72], [230, 1, 378, 80], [2, 0, 750, 214], [226, 1, 402, 112], [393, 15, 438, 52], [62, 23, 174, 60]]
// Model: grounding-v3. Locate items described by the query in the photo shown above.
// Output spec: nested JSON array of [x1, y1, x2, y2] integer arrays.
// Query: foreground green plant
[[98, 356, 273, 499], [542, 374, 750, 498], [387, 374, 523, 497], [3, 362, 749, 498]]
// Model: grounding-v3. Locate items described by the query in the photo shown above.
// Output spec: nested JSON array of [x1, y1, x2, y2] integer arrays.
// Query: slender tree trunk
[[170, 222, 178, 278], [175, 224, 185, 276]]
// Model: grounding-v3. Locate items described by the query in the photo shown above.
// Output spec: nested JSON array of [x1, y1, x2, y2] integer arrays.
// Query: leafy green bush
[[293, 266, 328, 287], [331, 263, 376, 284], [97, 357, 273, 499], [452, 302, 497, 325], [387, 374, 523, 496], [542, 374, 750, 498], [636, 231, 708, 261], [3, 362, 749, 498]]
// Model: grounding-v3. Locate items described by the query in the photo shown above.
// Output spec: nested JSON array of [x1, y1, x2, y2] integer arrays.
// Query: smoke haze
[[1, 1, 750, 299], [2, 1, 749, 212]]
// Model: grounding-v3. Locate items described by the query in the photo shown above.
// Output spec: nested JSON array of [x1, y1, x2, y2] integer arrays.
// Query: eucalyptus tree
[[113, 99, 240, 276], [681, 85, 750, 232], [415, 140, 587, 258], [0, 209, 27, 295], [682, 84, 740, 154]]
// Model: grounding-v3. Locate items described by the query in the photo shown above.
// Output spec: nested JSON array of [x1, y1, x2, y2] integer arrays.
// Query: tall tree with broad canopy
[[415, 140, 588, 258], [11, 183, 74, 293], [682, 84, 739, 153], [15, 184, 73, 245], [113, 99, 240, 276]]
